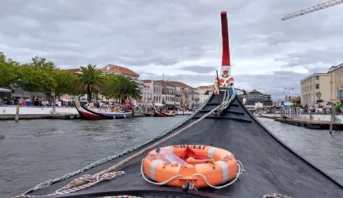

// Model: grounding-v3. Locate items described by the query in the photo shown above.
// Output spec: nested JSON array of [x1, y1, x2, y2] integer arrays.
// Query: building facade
[[142, 80, 153, 104], [327, 63, 343, 104], [100, 64, 144, 100], [300, 73, 330, 106], [245, 90, 273, 106], [152, 81, 162, 104], [162, 81, 176, 105], [196, 85, 214, 104]]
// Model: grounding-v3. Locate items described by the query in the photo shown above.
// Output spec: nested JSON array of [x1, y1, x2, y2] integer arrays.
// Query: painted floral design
[[219, 78, 225, 84], [221, 70, 229, 78], [226, 77, 234, 84]]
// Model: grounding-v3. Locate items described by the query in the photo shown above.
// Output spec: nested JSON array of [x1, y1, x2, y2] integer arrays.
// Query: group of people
[[0, 97, 30, 106]]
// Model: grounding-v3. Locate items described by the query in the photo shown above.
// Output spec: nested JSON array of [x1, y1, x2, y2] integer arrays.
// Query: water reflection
[[0, 117, 186, 197], [258, 117, 343, 185]]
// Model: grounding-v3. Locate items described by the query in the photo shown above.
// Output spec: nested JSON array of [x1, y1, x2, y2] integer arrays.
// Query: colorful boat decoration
[[75, 101, 104, 120]]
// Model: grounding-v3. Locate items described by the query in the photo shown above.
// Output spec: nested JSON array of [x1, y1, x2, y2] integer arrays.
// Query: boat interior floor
[[28, 92, 343, 198]]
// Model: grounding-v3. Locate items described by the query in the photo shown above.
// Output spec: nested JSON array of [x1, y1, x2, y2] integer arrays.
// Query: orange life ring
[[142, 145, 239, 188]]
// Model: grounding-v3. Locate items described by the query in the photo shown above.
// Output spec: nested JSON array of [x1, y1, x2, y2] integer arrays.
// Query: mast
[[219, 11, 234, 91]]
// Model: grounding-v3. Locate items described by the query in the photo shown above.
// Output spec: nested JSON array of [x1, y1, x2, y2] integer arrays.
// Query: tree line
[[0, 52, 141, 103]]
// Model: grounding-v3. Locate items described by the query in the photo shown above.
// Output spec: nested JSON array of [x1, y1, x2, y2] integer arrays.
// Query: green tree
[[18, 64, 56, 94], [30, 56, 55, 71], [292, 97, 301, 105], [53, 70, 78, 97], [0, 52, 20, 88], [105, 74, 141, 104], [74, 64, 106, 102]]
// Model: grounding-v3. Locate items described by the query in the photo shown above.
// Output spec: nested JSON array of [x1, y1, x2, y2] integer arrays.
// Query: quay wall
[[260, 113, 343, 123], [0, 106, 194, 115], [0, 106, 77, 115]]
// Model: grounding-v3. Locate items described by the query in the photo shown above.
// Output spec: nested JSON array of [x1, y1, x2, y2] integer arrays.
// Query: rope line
[[263, 193, 292, 198], [12, 171, 126, 198], [21, 92, 215, 195]]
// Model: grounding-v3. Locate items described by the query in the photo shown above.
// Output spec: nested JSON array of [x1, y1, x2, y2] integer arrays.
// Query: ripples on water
[[0, 117, 342, 197], [258, 118, 343, 185], [0, 117, 186, 197]]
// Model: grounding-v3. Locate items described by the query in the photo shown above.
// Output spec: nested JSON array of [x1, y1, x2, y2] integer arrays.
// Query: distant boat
[[75, 101, 132, 120], [153, 105, 175, 117], [75, 101, 104, 120]]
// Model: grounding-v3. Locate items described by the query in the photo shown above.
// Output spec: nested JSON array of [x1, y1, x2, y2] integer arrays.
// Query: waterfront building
[[245, 90, 273, 107], [63, 65, 200, 107], [142, 80, 153, 104], [300, 73, 330, 106], [161, 81, 176, 105], [100, 64, 144, 100], [196, 85, 214, 104], [152, 81, 163, 104], [327, 63, 343, 104]]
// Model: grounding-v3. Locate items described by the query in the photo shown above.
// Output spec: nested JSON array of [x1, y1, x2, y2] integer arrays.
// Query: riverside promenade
[[257, 113, 343, 130], [0, 106, 79, 120], [0, 106, 194, 120]]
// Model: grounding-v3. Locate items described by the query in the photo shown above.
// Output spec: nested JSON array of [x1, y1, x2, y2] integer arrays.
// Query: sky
[[1, 0, 343, 100]]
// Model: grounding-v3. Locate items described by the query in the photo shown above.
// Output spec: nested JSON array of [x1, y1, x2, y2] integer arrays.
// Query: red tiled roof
[[100, 64, 139, 77], [168, 81, 194, 89], [143, 80, 152, 83], [152, 80, 174, 87], [65, 68, 81, 73]]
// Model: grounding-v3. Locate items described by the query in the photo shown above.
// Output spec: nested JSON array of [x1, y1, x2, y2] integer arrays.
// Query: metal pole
[[15, 104, 19, 122], [52, 92, 56, 114]]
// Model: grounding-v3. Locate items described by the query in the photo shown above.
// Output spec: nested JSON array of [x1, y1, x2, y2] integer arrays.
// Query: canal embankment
[[0, 106, 193, 120], [257, 113, 343, 130]]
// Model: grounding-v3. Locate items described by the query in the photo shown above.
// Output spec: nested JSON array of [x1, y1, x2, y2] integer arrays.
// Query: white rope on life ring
[[140, 159, 244, 190]]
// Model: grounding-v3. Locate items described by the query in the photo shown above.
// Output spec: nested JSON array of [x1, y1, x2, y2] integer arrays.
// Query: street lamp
[[17, 79, 24, 98], [284, 88, 294, 101]]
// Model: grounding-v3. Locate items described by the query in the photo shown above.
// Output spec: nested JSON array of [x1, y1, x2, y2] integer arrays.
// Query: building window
[[338, 90, 343, 99], [316, 76, 319, 80], [316, 84, 320, 89]]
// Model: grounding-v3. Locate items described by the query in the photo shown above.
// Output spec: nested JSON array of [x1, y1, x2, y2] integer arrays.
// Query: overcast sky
[[1, 0, 342, 100]]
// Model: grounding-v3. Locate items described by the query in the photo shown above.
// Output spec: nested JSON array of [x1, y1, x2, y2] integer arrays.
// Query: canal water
[[0, 117, 342, 197]]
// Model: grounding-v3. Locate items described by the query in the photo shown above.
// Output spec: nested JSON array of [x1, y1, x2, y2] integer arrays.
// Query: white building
[[162, 81, 176, 105], [300, 73, 330, 106], [197, 85, 214, 104], [153, 81, 163, 104], [142, 80, 153, 104]]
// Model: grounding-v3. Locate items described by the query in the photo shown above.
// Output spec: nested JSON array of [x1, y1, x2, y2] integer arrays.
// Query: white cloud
[[0, 0, 342, 99]]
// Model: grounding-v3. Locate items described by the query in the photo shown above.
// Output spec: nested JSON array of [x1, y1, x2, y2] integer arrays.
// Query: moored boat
[[81, 104, 132, 119], [75, 101, 104, 120], [17, 11, 343, 198], [153, 105, 175, 117], [75, 100, 133, 120]]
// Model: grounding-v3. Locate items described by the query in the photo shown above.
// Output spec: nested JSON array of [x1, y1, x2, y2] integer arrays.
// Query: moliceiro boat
[[17, 11, 342, 198], [75, 101, 132, 120], [153, 105, 175, 117]]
